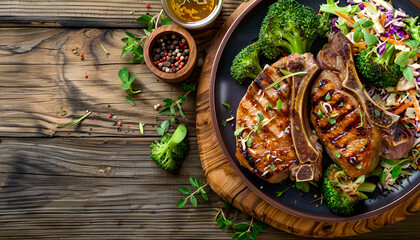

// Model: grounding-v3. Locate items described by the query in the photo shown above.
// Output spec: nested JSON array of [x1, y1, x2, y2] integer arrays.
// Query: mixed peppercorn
[[152, 34, 190, 73]]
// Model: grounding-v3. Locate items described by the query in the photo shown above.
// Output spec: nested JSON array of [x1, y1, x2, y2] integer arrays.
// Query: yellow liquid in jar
[[170, 0, 217, 23]]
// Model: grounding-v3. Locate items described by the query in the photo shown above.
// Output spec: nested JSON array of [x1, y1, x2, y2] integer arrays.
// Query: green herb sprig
[[177, 177, 209, 208], [232, 217, 267, 240], [213, 203, 232, 230], [118, 67, 141, 105], [160, 83, 196, 122], [121, 10, 172, 63], [57, 111, 91, 128]]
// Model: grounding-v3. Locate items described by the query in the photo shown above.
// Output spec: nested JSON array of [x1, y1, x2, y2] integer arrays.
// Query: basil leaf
[[363, 29, 378, 46], [391, 166, 402, 179], [395, 51, 411, 67], [402, 66, 414, 82], [353, 27, 363, 42]]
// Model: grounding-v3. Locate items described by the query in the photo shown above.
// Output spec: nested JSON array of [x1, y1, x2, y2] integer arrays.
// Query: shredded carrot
[[363, 2, 369, 7], [403, 118, 415, 124], [353, 48, 362, 53], [409, 89, 420, 124], [416, 52, 420, 58], [402, 34, 410, 41], [394, 101, 413, 115], [356, 12, 365, 19], [351, 28, 357, 32], [318, 13, 322, 16], [333, 10, 355, 25], [357, 42, 367, 46], [380, 36, 408, 46], [380, 14, 386, 27]]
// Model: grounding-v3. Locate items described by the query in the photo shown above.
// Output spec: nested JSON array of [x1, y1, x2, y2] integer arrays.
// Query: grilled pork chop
[[311, 32, 414, 178], [310, 71, 381, 177], [235, 53, 322, 183]]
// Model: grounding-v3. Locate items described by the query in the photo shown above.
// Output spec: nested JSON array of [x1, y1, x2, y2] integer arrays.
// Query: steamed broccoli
[[150, 124, 188, 171], [258, 0, 330, 59], [322, 164, 366, 215], [403, 16, 420, 42], [355, 43, 402, 89], [230, 42, 263, 84]]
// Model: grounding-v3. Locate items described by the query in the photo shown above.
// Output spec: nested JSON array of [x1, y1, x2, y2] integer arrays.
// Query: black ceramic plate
[[210, 0, 420, 222]]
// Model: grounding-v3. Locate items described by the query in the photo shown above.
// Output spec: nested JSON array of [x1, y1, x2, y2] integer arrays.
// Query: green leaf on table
[[118, 67, 129, 82], [189, 177, 200, 188], [161, 17, 173, 25], [136, 14, 153, 24], [57, 111, 92, 128], [233, 223, 249, 231], [125, 96, 135, 106], [179, 186, 191, 195], [190, 195, 198, 207], [177, 198, 187, 208]]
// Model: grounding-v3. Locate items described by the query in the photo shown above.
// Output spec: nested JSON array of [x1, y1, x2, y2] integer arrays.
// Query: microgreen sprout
[[265, 69, 307, 90], [275, 187, 290, 197], [57, 111, 91, 128], [118, 67, 141, 105], [177, 177, 209, 208]]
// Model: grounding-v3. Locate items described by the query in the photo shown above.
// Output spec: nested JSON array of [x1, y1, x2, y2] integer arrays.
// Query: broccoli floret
[[322, 164, 366, 216], [258, 0, 330, 59], [150, 124, 188, 171], [230, 42, 263, 84], [319, 0, 359, 16], [355, 43, 402, 89], [403, 16, 420, 42]]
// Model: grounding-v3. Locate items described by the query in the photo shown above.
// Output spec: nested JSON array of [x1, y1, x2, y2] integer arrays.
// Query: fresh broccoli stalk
[[403, 16, 420, 42], [355, 43, 402, 89], [322, 164, 366, 216], [258, 0, 330, 59], [230, 42, 263, 84], [319, 0, 359, 16], [150, 124, 188, 171]]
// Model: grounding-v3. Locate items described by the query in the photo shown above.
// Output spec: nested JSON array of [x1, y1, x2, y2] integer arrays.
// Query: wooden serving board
[[196, 0, 420, 237]]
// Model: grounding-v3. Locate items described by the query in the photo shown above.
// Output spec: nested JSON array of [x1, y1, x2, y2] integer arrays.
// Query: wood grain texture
[[196, 0, 420, 238], [0, 0, 419, 238], [0, 0, 244, 28]]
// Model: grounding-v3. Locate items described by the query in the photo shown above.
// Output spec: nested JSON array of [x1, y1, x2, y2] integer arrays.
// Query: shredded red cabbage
[[378, 42, 387, 56]]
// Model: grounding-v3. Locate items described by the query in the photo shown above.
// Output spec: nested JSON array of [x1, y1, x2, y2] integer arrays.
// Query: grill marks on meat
[[235, 53, 321, 183], [310, 71, 381, 178], [236, 59, 298, 183], [313, 32, 413, 178]]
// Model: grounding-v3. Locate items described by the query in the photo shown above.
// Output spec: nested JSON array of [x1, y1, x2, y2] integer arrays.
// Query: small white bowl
[[161, 0, 223, 30]]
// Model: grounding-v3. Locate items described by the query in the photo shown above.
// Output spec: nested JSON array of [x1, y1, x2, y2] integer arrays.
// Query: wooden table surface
[[0, 0, 418, 239]]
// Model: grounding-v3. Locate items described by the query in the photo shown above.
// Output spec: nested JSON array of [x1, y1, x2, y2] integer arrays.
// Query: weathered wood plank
[[0, 0, 244, 28], [0, 137, 419, 239], [0, 28, 212, 137]]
